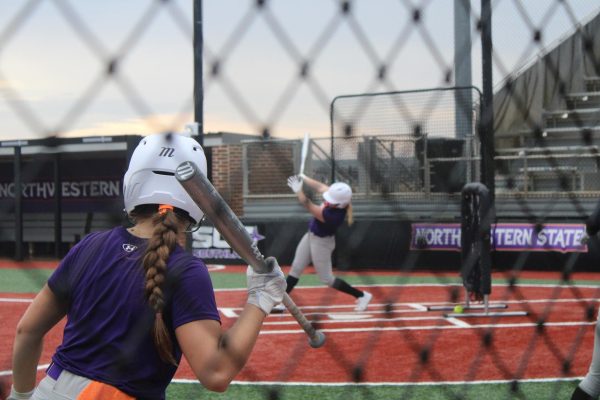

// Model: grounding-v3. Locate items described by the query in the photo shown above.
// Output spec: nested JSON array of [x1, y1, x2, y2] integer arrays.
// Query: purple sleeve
[[47, 240, 86, 303], [47, 231, 109, 304], [170, 258, 221, 328]]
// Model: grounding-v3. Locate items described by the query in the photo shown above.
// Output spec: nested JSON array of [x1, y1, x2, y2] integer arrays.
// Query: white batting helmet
[[123, 132, 207, 223], [323, 182, 352, 207]]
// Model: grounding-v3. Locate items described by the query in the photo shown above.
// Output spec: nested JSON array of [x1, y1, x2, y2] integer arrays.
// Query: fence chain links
[[1, 1, 600, 399]]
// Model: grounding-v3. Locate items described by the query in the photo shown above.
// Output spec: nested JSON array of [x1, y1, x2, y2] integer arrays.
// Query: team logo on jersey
[[122, 243, 138, 252], [159, 147, 175, 157]]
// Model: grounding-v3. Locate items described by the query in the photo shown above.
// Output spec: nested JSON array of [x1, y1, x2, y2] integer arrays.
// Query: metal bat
[[299, 132, 309, 176], [175, 161, 326, 348]]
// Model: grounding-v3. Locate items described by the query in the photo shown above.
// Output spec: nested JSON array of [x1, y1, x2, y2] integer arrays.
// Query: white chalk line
[[0, 366, 583, 386], [170, 376, 584, 386], [207, 282, 600, 293], [263, 315, 453, 326], [445, 317, 472, 328], [258, 320, 595, 335], [0, 364, 49, 377], [2, 282, 599, 297], [0, 297, 33, 303]]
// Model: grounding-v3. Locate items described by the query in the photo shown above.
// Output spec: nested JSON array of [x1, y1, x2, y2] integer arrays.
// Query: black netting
[[2, 1, 600, 399]]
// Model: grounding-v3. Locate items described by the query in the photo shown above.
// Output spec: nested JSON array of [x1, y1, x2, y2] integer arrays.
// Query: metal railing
[[243, 138, 600, 200]]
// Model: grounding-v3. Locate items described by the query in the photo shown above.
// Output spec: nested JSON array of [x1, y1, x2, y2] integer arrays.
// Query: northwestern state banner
[[411, 223, 588, 253]]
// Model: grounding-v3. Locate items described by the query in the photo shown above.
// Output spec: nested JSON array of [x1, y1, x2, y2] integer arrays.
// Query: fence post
[[53, 152, 62, 258], [193, 0, 204, 146], [454, 0, 473, 140], [14, 146, 23, 261], [480, 0, 495, 202], [242, 143, 249, 198], [424, 136, 431, 195]]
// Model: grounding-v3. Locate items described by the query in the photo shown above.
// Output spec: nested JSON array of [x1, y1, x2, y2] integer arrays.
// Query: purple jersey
[[47, 226, 220, 400], [309, 206, 347, 237]]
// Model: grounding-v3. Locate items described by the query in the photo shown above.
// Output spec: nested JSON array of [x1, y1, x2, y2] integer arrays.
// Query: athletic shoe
[[571, 386, 594, 400], [355, 291, 372, 311], [270, 303, 286, 313]]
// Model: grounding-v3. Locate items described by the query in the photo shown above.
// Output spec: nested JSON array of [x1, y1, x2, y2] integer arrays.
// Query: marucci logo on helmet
[[159, 147, 175, 157]]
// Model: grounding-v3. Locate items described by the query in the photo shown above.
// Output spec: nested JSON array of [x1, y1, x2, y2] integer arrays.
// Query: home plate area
[[194, 284, 598, 383], [215, 284, 597, 333], [217, 287, 446, 333]]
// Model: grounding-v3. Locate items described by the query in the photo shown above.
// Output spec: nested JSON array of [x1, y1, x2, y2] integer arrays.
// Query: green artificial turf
[[166, 380, 582, 400]]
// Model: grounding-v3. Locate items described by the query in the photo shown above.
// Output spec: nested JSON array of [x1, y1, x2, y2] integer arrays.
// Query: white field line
[[206, 264, 226, 272], [2, 282, 600, 300], [219, 308, 239, 318], [224, 297, 600, 313], [445, 317, 472, 328], [2, 282, 597, 298], [267, 308, 424, 317], [0, 367, 583, 385], [171, 376, 585, 386], [0, 297, 33, 303], [207, 282, 600, 292], [0, 367, 584, 385], [2, 295, 597, 309], [263, 315, 450, 326], [0, 364, 49, 377], [259, 320, 595, 335]]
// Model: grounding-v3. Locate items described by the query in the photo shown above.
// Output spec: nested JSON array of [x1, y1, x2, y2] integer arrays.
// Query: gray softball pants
[[580, 311, 600, 398], [31, 369, 133, 399], [289, 232, 336, 286], [32, 370, 92, 399]]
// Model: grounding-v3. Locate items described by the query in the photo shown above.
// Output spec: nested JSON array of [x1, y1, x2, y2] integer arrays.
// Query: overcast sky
[[0, 0, 598, 142]]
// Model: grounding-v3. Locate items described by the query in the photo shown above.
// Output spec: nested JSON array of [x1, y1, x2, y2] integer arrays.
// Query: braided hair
[[140, 204, 181, 365], [345, 203, 354, 226]]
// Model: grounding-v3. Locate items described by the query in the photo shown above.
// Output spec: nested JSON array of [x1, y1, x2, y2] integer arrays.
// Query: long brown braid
[[345, 203, 354, 226], [141, 204, 180, 365]]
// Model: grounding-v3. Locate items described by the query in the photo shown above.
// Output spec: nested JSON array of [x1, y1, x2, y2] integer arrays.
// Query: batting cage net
[[329, 87, 481, 201], [1, 1, 600, 399]]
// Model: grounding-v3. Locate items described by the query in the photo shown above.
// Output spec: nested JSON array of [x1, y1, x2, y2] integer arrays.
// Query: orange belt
[[77, 381, 135, 400], [47, 362, 135, 399]]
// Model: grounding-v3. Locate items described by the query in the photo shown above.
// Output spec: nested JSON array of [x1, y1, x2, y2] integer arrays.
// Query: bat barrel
[[175, 161, 269, 273]]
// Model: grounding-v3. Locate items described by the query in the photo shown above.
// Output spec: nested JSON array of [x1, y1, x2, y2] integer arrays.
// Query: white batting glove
[[247, 257, 286, 315], [287, 175, 303, 193], [8, 386, 34, 400]]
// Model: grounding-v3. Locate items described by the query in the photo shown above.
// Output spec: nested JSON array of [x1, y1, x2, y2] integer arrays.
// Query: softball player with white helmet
[[273, 174, 372, 312], [9, 132, 285, 400], [572, 203, 600, 400]]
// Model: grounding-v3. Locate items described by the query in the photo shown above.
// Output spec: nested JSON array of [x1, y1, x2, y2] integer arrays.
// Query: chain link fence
[[2, 1, 600, 399]]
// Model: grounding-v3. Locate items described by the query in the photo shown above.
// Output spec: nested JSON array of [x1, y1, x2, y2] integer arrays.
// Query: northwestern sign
[[411, 223, 587, 253], [192, 225, 265, 261], [0, 180, 120, 199], [0, 157, 127, 212]]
